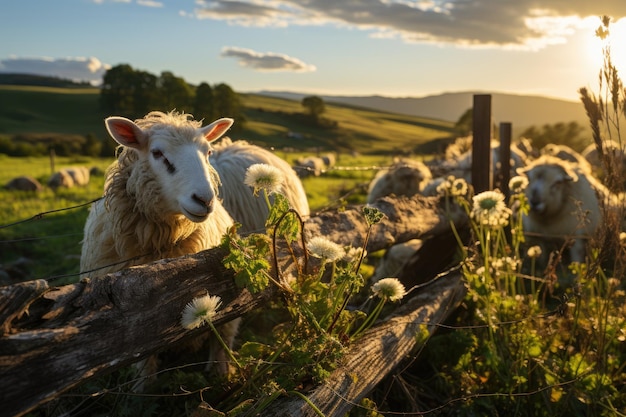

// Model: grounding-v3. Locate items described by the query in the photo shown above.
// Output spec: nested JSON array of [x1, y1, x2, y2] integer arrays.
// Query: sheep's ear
[[105, 117, 148, 149], [201, 118, 234, 143]]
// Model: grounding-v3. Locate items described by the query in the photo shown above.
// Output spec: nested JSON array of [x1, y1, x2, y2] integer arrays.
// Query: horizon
[[1, 2, 625, 103]]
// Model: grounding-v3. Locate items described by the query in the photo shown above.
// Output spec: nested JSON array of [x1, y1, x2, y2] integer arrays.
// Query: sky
[[1, 1, 626, 103]]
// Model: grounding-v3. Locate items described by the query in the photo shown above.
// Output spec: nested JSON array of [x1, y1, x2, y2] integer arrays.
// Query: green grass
[[0, 85, 455, 154]]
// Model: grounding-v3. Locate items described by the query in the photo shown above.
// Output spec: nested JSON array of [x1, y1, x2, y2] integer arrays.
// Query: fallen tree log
[[0, 194, 468, 417], [258, 269, 466, 417]]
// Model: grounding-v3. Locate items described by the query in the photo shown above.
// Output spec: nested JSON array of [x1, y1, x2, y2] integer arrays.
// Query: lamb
[[80, 111, 237, 383], [517, 155, 609, 263], [366, 159, 432, 203], [211, 137, 310, 233]]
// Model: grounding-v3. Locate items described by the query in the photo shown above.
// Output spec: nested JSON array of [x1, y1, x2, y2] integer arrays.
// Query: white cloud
[[220, 46, 316, 72], [0, 56, 110, 85], [193, 0, 626, 49]]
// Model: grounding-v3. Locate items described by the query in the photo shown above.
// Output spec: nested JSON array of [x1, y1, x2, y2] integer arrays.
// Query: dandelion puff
[[181, 293, 222, 330], [435, 176, 454, 196], [244, 163, 284, 196], [451, 178, 468, 197], [471, 190, 511, 228], [509, 175, 529, 194], [372, 278, 406, 302], [308, 236, 345, 263]]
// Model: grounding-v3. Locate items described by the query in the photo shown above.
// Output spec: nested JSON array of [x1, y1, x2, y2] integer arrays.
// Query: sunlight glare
[[586, 17, 626, 77]]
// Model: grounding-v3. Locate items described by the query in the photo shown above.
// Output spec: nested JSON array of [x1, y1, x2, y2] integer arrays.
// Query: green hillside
[[0, 85, 455, 155]]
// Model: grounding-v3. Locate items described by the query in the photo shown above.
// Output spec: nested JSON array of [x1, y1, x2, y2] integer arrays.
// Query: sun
[[585, 17, 626, 77]]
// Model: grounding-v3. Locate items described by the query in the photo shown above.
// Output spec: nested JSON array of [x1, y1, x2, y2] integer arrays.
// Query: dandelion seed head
[[509, 175, 529, 194], [181, 293, 222, 330], [308, 236, 345, 263], [372, 277, 406, 302], [244, 163, 284, 195], [471, 190, 511, 228], [343, 246, 367, 263]]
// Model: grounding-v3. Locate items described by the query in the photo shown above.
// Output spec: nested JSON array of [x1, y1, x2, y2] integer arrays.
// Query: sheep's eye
[[151, 149, 163, 159]]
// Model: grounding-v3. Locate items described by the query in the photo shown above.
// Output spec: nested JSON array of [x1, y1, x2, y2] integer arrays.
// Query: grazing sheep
[[366, 159, 432, 203], [294, 156, 325, 177], [80, 111, 237, 383], [47, 166, 90, 189], [47, 169, 75, 189], [211, 137, 310, 233], [517, 155, 609, 263], [5, 176, 43, 192], [435, 138, 527, 183], [371, 239, 423, 282]]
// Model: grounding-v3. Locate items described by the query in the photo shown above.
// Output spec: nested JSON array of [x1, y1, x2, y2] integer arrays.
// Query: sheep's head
[[518, 157, 578, 218], [105, 112, 234, 222]]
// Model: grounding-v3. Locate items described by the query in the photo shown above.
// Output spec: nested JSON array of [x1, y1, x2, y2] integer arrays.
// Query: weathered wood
[[472, 94, 492, 193], [0, 194, 468, 417], [498, 122, 512, 198], [259, 269, 466, 417]]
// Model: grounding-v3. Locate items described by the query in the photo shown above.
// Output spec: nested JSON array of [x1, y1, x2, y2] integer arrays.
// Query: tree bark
[[0, 194, 467, 417], [258, 270, 466, 417]]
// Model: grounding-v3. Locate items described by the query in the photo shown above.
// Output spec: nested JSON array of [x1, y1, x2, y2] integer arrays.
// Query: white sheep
[[366, 159, 432, 203], [540, 143, 592, 173], [47, 166, 90, 189], [80, 111, 237, 383], [582, 140, 626, 192], [211, 137, 310, 233], [294, 156, 325, 177], [517, 155, 609, 263]]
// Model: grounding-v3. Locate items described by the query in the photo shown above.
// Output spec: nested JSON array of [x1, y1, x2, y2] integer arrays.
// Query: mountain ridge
[[256, 90, 588, 129]]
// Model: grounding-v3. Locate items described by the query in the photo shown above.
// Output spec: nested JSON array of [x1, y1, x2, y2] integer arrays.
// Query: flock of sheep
[[5, 166, 95, 192], [367, 137, 626, 276], [5, 109, 625, 385]]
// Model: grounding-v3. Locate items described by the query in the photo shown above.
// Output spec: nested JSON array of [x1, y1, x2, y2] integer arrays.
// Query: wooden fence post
[[472, 94, 492, 193], [498, 122, 512, 198]]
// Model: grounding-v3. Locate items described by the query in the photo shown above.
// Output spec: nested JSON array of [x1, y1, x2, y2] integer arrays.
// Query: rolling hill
[[257, 91, 589, 129]]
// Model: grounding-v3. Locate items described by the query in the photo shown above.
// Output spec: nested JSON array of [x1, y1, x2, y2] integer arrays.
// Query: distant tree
[[521, 121, 587, 152], [213, 83, 246, 130], [193, 82, 216, 122], [302, 95, 325, 121], [100, 64, 158, 118], [157, 71, 194, 112]]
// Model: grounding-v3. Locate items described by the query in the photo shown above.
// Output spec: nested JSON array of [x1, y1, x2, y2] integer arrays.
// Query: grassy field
[[0, 85, 455, 154], [0, 152, 394, 284]]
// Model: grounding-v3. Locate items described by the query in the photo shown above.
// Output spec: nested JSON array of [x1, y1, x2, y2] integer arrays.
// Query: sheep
[[517, 155, 609, 264], [366, 159, 432, 203], [294, 156, 325, 177], [211, 137, 310, 233], [540, 143, 592, 173], [47, 166, 90, 189], [80, 111, 237, 384], [582, 140, 626, 192], [371, 239, 423, 282], [5, 176, 43, 192], [434, 137, 527, 184], [47, 169, 75, 189]]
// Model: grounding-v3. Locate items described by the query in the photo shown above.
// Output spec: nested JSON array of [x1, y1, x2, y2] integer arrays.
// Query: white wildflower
[[509, 175, 529, 194], [244, 163, 284, 196], [343, 246, 367, 263], [450, 178, 468, 197], [307, 236, 345, 263], [372, 278, 406, 302], [471, 190, 511, 228], [181, 293, 222, 330]]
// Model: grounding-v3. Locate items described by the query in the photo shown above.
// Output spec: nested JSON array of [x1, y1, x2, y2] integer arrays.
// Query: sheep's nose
[[192, 193, 214, 213]]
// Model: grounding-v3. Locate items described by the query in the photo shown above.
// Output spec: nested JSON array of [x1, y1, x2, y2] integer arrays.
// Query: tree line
[[100, 64, 246, 130]]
